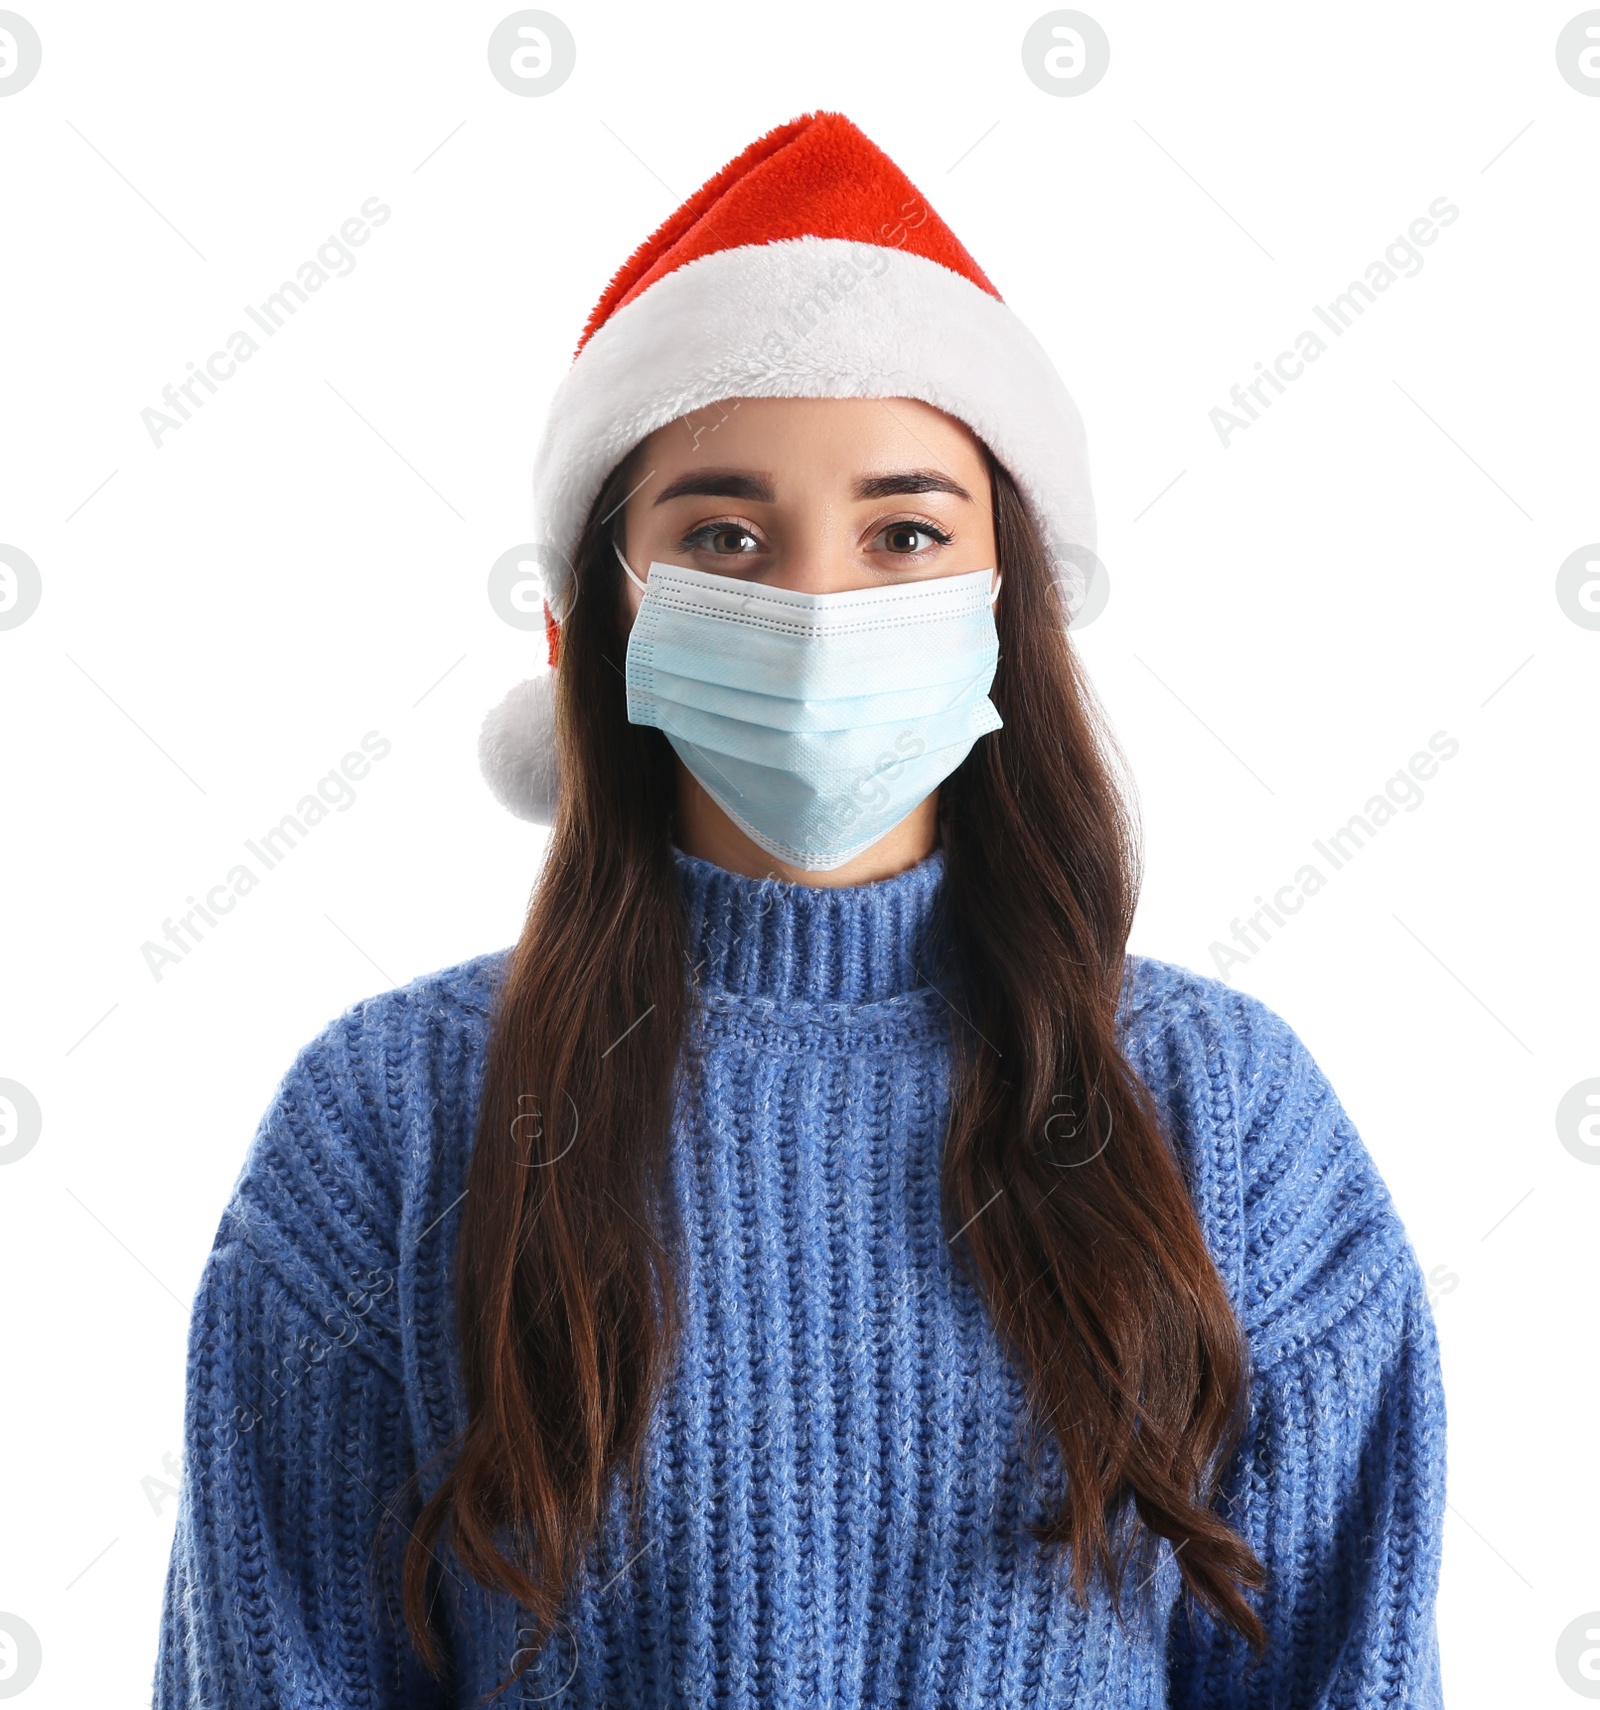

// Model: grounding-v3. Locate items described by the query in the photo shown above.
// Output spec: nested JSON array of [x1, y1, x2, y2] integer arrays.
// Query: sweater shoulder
[[211, 947, 512, 1353], [1118, 953, 1423, 1368], [1117, 951, 1293, 1144], [359, 943, 514, 1028]]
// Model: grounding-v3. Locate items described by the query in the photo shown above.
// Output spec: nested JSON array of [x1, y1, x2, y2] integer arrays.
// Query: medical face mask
[[616, 542, 1003, 871]]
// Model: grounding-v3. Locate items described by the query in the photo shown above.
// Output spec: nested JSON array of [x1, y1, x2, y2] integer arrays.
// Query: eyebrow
[[651, 468, 973, 505]]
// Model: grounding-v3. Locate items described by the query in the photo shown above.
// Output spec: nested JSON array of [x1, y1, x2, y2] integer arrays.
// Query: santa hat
[[481, 108, 1095, 824]]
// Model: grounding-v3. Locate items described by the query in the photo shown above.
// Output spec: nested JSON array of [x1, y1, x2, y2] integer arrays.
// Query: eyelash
[[678, 515, 955, 555]]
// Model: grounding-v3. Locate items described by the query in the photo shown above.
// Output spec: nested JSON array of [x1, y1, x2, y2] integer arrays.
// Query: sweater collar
[[671, 841, 951, 1004]]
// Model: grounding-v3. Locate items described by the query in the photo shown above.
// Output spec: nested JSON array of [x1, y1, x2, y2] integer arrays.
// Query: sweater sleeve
[[1166, 995, 1447, 1710], [152, 1009, 453, 1710]]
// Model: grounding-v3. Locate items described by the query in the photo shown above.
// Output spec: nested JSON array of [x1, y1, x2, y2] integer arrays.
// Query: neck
[[670, 756, 941, 887]]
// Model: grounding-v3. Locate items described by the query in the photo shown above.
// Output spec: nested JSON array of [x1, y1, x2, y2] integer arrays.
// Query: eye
[[680, 521, 764, 556], [872, 518, 954, 556]]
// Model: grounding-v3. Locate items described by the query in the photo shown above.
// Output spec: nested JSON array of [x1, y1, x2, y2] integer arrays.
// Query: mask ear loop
[[613, 538, 650, 594], [987, 571, 1003, 607]]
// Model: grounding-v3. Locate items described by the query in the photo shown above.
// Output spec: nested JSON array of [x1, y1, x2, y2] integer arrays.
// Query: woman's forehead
[[637, 395, 989, 480]]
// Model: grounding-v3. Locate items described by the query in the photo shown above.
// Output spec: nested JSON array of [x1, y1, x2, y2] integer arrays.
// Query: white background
[[1, 2, 1596, 1704]]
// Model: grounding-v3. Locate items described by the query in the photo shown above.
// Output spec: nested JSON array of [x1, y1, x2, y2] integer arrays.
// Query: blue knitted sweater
[[153, 843, 1446, 1708]]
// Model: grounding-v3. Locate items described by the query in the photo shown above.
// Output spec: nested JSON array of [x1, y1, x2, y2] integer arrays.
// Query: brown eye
[[683, 523, 762, 556], [875, 521, 952, 555]]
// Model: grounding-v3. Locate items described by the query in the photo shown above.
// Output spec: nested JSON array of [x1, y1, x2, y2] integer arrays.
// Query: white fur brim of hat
[[532, 235, 1095, 623], [481, 234, 1096, 825]]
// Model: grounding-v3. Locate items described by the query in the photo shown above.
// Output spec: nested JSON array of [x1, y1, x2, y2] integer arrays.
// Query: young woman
[[155, 112, 1446, 1709]]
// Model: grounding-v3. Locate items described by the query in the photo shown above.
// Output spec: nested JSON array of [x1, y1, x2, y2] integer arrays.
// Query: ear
[[478, 670, 559, 823]]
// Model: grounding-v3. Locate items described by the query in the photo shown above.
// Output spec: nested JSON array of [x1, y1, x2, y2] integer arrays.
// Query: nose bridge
[[778, 553, 856, 595], [773, 499, 871, 593]]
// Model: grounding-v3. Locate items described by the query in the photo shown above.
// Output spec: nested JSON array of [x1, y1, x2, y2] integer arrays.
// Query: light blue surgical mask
[[616, 542, 1003, 871]]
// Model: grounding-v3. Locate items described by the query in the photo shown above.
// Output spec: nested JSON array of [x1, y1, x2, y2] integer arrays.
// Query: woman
[[154, 112, 1446, 1708]]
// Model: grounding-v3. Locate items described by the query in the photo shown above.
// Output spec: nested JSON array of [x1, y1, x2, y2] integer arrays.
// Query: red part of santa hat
[[577, 111, 1002, 356], [531, 109, 1095, 669]]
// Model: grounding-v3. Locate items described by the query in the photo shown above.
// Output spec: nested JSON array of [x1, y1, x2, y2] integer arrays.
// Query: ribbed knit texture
[[153, 844, 1446, 1708]]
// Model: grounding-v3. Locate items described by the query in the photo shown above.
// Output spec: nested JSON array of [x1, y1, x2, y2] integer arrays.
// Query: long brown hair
[[393, 437, 1268, 1698]]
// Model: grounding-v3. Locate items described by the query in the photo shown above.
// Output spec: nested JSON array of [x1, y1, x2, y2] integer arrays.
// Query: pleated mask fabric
[[618, 546, 1003, 870]]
